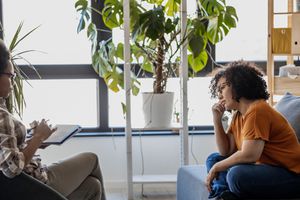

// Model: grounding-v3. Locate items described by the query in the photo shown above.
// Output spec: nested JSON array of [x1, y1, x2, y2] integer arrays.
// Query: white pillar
[[180, 0, 189, 166], [123, 0, 133, 199]]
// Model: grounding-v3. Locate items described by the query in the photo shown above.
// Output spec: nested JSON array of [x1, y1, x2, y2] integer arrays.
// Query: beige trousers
[[47, 152, 106, 200]]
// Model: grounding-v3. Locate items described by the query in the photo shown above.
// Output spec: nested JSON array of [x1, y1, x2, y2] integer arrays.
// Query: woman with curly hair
[[206, 60, 300, 199]]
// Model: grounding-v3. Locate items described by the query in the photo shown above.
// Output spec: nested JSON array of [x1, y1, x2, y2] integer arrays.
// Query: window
[[22, 79, 98, 127], [216, 0, 268, 62], [1, 0, 274, 133], [2, 0, 91, 64], [1, 0, 100, 132]]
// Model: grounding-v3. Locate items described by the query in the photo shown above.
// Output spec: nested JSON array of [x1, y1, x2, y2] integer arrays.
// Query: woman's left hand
[[206, 164, 219, 192]]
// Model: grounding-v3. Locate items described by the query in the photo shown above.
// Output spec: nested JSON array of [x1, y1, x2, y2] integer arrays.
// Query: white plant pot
[[142, 92, 174, 128]]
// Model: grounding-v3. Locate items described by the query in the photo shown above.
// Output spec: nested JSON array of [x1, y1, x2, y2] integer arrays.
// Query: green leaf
[[9, 22, 40, 52], [75, 0, 90, 33], [91, 39, 140, 96], [102, 0, 123, 29], [201, 0, 238, 44], [104, 67, 124, 93], [141, 60, 154, 73], [188, 20, 207, 57], [165, 18, 176, 33], [130, 0, 142, 29], [131, 45, 144, 62], [121, 102, 127, 116], [200, 0, 225, 15], [207, 16, 222, 44], [188, 51, 208, 72], [75, 0, 88, 11], [116, 43, 124, 60], [164, 0, 180, 16], [87, 23, 97, 52], [87, 23, 97, 41], [92, 53, 100, 74], [145, 0, 164, 4], [132, 7, 165, 40], [188, 36, 204, 58], [131, 79, 141, 96], [77, 15, 86, 33], [224, 6, 238, 28], [96, 40, 114, 76]]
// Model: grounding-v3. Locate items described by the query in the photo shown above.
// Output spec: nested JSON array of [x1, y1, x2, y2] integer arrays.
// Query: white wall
[[37, 134, 217, 189]]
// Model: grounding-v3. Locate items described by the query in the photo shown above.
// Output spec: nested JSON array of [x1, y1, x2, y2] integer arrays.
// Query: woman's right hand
[[212, 100, 226, 121], [32, 119, 57, 142]]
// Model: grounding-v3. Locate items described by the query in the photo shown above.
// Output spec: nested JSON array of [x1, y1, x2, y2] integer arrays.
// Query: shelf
[[274, 11, 300, 15], [271, 52, 300, 56], [268, 0, 300, 105], [274, 76, 300, 96], [131, 123, 183, 131], [133, 175, 177, 184]]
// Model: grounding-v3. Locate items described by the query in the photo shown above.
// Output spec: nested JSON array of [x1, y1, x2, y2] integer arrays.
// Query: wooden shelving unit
[[274, 77, 300, 95], [267, 0, 300, 105]]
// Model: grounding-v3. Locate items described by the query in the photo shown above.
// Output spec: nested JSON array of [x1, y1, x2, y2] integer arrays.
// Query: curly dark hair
[[209, 60, 269, 102], [0, 39, 11, 73]]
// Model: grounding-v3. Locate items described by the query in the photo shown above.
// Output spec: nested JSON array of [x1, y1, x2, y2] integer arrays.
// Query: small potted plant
[[1, 22, 40, 117], [75, 0, 238, 127]]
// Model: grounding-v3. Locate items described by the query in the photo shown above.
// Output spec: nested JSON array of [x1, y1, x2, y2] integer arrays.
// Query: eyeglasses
[[0, 72, 17, 81]]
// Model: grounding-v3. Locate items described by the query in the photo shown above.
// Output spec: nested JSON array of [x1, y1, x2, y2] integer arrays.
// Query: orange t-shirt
[[228, 100, 300, 173]]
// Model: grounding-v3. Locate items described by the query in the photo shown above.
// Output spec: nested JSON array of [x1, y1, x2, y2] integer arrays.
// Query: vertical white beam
[[180, 0, 189, 166], [267, 0, 274, 105], [287, 0, 293, 64], [123, 0, 133, 199]]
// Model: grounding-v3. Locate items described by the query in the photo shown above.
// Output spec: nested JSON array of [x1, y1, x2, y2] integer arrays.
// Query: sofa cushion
[[177, 165, 209, 200], [275, 92, 300, 141]]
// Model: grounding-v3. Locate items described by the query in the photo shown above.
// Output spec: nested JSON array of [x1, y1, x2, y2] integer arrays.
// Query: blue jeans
[[206, 152, 300, 199]]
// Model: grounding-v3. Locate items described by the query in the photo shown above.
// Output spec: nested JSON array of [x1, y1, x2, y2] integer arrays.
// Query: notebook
[[42, 124, 82, 145]]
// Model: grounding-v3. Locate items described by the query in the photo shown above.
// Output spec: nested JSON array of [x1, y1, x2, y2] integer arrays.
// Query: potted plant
[[1, 22, 40, 117], [75, 0, 238, 127]]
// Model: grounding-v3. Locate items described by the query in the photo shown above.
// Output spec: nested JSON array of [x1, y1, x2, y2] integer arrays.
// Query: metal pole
[[180, 0, 189, 165], [123, 0, 133, 199]]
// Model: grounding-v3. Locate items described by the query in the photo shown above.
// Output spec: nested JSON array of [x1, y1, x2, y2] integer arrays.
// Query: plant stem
[[154, 36, 165, 93]]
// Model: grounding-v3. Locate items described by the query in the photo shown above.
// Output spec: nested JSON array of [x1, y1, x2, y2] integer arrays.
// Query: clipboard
[[42, 124, 82, 145]]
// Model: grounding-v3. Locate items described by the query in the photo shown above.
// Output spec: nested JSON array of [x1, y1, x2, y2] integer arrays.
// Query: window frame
[[2, 0, 295, 135]]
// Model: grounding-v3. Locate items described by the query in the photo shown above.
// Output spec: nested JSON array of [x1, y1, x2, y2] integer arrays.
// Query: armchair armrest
[[0, 171, 67, 200]]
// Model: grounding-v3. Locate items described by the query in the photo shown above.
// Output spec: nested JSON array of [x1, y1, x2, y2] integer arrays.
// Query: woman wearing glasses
[[206, 60, 300, 200], [0, 39, 106, 200]]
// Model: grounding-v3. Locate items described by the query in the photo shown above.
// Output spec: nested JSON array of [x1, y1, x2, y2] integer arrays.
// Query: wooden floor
[[106, 184, 176, 200]]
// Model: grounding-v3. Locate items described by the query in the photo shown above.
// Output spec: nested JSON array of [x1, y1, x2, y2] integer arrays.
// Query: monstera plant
[[75, 0, 237, 127], [76, 0, 238, 94], [1, 22, 40, 117]]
